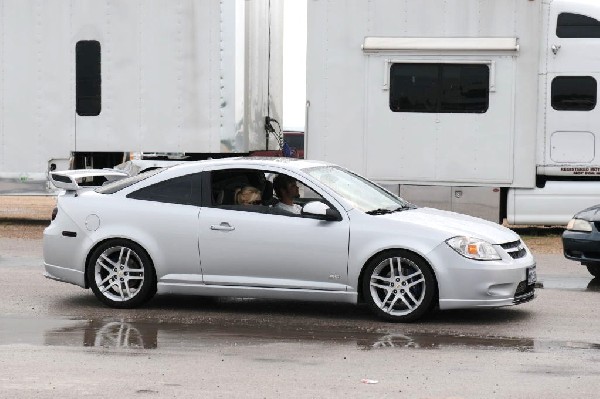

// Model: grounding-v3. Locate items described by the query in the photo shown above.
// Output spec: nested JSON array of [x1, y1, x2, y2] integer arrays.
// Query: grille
[[565, 249, 600, 262], [500, 240, 521, 250], [500, 240, 527, 259]]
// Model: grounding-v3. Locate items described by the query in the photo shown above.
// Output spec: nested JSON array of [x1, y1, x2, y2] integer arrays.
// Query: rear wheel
[[586, 264, 600, 278], [87, 240, 156, 308], [362, 250, 436, 322]]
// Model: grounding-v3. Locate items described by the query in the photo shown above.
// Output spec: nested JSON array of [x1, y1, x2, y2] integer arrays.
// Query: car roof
[[166, 157, 333, 174]]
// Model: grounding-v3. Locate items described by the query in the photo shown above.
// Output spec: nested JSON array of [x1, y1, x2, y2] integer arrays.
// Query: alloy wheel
[[368, 256, 427, 317], [94, 246, 145, 302]]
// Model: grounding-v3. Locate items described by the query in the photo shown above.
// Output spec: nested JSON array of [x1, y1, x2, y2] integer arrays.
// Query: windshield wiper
[[367, 204, 416, 215], [392, 204, 416, 212], [366, 208, 394, 215]]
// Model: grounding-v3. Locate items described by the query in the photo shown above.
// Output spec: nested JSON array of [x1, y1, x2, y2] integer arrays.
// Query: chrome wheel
[[94, 246, 145, 302], [369, 256, 426, 316]]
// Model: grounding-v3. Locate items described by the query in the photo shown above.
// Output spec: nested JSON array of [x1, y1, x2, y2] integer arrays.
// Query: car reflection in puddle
[[358, 333, 535, 351], [44, 320, 157, 350], [43, 319, 600, 353]]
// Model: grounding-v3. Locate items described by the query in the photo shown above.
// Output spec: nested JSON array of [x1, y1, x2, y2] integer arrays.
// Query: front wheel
[[87, 240, 156, 308], [586, 264, 600, 278], [362, 250, 436, 322]]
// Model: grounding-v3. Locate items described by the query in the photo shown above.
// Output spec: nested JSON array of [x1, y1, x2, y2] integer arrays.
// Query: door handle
[[210, 222, 235, 232]]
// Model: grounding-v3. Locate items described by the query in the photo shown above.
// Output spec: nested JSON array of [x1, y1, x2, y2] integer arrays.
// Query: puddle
[[0, 316, 598, 353], [536, 276, 600, 292]]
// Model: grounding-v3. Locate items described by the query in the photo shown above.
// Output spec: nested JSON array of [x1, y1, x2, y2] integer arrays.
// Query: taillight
[[51, 207, 58, 221]]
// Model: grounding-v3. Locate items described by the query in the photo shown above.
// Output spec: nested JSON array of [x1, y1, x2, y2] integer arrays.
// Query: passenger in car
[[273, 174, 302, 214], [235, 186, 262, 206]]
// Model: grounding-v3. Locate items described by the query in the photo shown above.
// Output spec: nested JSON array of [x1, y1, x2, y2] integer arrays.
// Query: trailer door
[[544, 4, 600, 168], [544, 73, 599, 166], [363, 51, 516, 185]]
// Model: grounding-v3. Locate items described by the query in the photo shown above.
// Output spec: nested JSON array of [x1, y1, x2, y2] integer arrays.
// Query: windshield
[[304, 166, 409, 213], [96, 168, 165, 194]]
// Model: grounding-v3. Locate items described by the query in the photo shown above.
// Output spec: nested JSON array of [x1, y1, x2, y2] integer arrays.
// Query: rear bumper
[[44, 263, 86, 288], [43, 219, 91, 288]]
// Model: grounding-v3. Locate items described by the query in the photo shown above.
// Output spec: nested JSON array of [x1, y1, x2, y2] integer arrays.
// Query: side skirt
[[157, 283, 358, 304]]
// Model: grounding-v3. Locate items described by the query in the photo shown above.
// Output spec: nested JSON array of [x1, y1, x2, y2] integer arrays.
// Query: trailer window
[[76, 40, 101, 116], [389, 63, 489, 113], [551, 76, 597, 111], [557, 13, 600, 38]]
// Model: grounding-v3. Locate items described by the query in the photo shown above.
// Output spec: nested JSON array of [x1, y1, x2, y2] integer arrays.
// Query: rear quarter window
[[126, 173, 202, 206], [96, 168, 164, 194]]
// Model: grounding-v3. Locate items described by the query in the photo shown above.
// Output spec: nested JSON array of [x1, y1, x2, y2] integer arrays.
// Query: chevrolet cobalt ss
[[44, 158, 536, 322]]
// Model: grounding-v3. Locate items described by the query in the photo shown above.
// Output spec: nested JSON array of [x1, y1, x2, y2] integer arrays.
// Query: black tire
[[362, 250, 436, 322], [87, 239, 156, 308], [586, 264, 600, 278]]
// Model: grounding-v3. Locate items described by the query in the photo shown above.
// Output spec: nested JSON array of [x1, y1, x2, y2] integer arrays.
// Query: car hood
[[375, 207, 519, 244], [573, 204, 600, 221]]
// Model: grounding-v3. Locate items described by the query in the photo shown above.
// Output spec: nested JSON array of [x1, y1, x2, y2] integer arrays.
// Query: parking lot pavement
[[1, 228, 599, 398]]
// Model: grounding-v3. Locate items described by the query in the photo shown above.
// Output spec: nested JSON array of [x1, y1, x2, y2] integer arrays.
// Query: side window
[[126, 174, 201, 206], [557, 13, 600, 38], [208, 168, 326, 217], [210, 169, 266, 207], [389, 63, 489, 113], [551, 76, 597, 111]]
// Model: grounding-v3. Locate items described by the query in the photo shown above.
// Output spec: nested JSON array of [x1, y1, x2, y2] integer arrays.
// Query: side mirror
[[301, 201, 341, 221]]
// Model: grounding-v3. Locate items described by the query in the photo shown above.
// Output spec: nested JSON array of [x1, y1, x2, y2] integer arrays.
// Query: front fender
[[347, 210, 445, 292]]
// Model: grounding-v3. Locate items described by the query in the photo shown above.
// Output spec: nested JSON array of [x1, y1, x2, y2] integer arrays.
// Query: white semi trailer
[[0, 0, 282, 195], [306, 0, 600, 225]]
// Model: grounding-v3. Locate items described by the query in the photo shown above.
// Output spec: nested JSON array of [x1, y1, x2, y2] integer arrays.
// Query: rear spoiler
[[49, 169, 129, 192]]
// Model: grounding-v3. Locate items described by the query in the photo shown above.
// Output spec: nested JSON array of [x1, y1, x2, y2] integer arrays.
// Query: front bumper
[[562, 229, 600, 265], [427, 243, 536, 310]]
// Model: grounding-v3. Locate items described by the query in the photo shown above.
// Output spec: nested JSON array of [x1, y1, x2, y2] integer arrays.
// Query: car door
[[198, 166, 351, 291], [123, 173, 202, 282]]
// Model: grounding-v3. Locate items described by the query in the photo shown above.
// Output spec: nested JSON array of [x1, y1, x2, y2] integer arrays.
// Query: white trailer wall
[[1, 1, 74, 184], [71, 0, 221, 154], [0, 0, 282, 193], [306, 0, 541, 189]]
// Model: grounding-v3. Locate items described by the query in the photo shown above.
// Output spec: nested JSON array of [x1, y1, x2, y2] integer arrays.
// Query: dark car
[[562, 205, 600, 277]]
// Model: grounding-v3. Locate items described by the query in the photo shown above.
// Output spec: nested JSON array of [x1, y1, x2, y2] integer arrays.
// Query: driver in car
[[273, 174, 302, 215]]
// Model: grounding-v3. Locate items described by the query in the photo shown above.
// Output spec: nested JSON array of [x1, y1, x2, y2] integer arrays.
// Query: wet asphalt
[[1, 236, 599, 398]]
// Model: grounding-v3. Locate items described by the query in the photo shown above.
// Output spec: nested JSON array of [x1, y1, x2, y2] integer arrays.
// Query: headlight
[[566, 219, 593, 232], [446, 236, 501, 261]]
